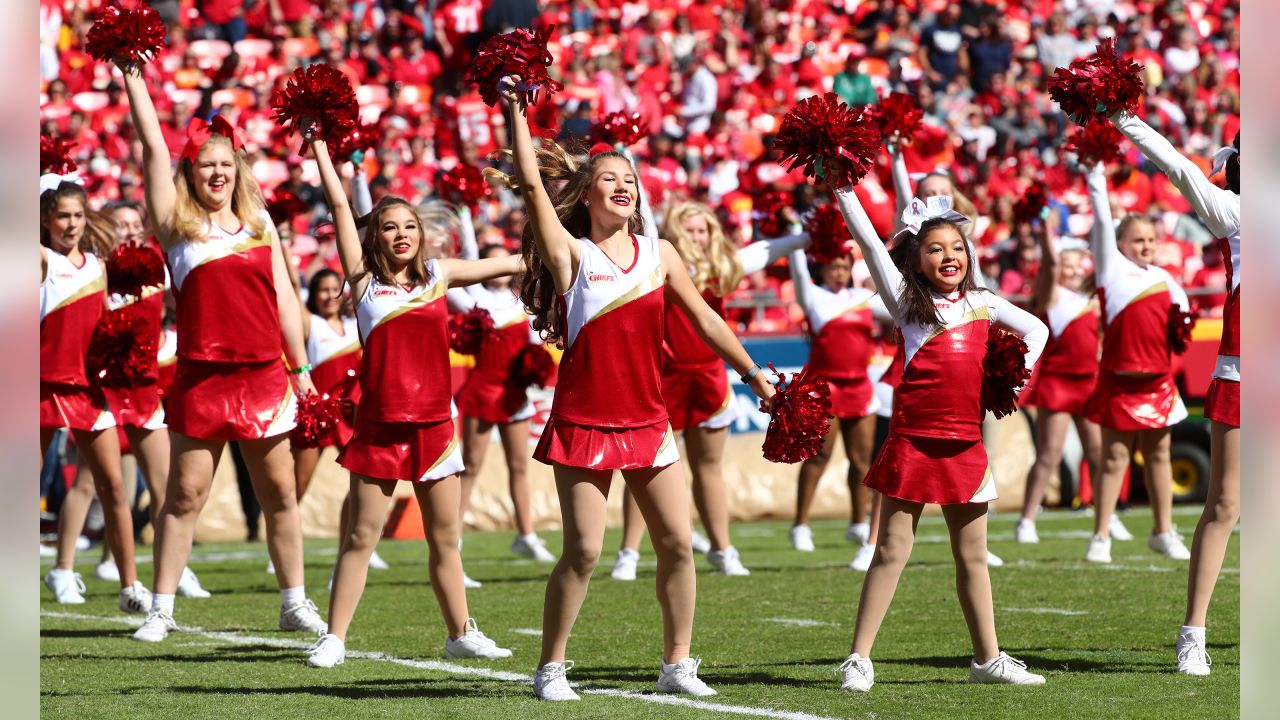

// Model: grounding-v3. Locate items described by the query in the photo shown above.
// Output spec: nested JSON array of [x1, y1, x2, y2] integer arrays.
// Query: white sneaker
[[657, 657, 717, 696], [39, 543, 56, 557], [306, 633, 346, 668], [690, 530, 712, 554], [368, 549, 390, 570], [987, 550, 1004, 567], [1109, 514, 1135, 541], [838, 653, 874, 692], [511, 534, 557, 563], [445, 618, 513, 659], [75, 535, 91, 551], [969, 652, 1045, 685], [132, 609, 176, 642], [1015, 519, 1039, 544], [177, 566, 212, 598], [1085, 534, 1112, 563], [849, 544, 876, 572], [790, 525, 815, 552], [611, 548, 639, 581], [1149, 528, 1191, 560], [43, 569, 87, 604], [266, 560, 275, 575], [118, 581, 152, 614], [1176, 631, 1211, 676], [533, 661, 579, 701], [94, 559, 120, 582], [706, 546, 750, 576], [463, 572, 483, 589], [846, 522, 870, 545], [280, 598, 328, 634]]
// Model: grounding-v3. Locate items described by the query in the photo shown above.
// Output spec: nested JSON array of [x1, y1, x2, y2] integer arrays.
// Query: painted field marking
[[760, 618, 839, 628], [1003, 607, 1090, 616], [510, 628, 542, 637]]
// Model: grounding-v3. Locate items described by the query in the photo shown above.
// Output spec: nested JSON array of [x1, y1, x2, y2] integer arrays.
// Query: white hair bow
[[40, 173, 82, 194], [1211, 145, 1238, 176], [893, 195, 971, 241]]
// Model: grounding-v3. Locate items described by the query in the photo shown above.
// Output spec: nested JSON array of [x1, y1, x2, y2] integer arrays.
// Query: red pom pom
[[291, 370, 359, 448], [85, 2, 167, 65], [763, 365, 834, 463], [329, 122, 382, 164], [775, 93, 879, 189], [1066, 119, 1126, 166], [438, 163, 491, 209], [41, 134, 78, 175], [805, 203, 853, 264], [981, 326, 1032, 419], [753, 191, 792, 239], [511, 344, 557, 389], [271, 64, 360, 151], [266, 187, 308, 227], [86, 309, 158, 389], [1013, 184, 1049, 225], [466, 25, 564, 108], [105, 242, 165, 298], [591, 111, 649, 148], [1047, 38, 1145, 121], [868, 91, 924, 142], [1168, 305, 1196, 355], [448, 307, 497, 355]]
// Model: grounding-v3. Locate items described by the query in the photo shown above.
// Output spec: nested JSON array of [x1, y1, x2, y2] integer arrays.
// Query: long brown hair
[[171, 134, 266, 242], [40, 182, 116, 258], [354, 195, 434, 288], [663, 199, 742, 296], [486, 141, 648, 344], [889, 218, 982, 330]]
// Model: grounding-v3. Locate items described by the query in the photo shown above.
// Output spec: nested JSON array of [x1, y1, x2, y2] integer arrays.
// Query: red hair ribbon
[[588, 142, 614, 158], [181, 115, 245, 163]]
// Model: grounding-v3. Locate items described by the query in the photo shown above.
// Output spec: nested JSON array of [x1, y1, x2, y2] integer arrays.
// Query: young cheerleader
[[833, 188, 1049, 691], [302, 125, 520, 668], [1082, 161, 1192, 564], [612, 200, 807, 580], [498, 77, 775, 700], [40, 179, 151, 614], [119, 61, 326, 641], [1110, 112, 1240, 675]]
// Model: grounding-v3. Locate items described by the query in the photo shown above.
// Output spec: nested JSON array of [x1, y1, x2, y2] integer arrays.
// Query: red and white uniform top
[[1086, 164, 1190, 376], [1038, 285, 1099, 377], [1115, 112, 1240, 382], [789, 247, 892, 382], [354, 259, 451, 424], [40, 249, 106, 386], [306, 314, 361, 394], [156, 327, 178, 392], [167, 210, 283, 364], [553, 234, 667, 428]]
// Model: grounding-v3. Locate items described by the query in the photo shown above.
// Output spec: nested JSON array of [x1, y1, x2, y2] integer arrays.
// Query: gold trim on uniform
[[590, 265, 664, 324]]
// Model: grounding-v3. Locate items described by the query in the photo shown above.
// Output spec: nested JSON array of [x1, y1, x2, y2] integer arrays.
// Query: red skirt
[[337, 415, 462, 482], [863, 431, 994, 505], [662, 364, 736, 431], [39, 382, 115, 432], [165, 359, 297, 441], [456, 372, 533, 425], [1205, 377, 1240, 428], [1087, 371, 1187, 432], [534, 417, 678, 471], [104, 383, 166, 430], [1025, 372, 1095, 416], [827, 376, 875, 420]]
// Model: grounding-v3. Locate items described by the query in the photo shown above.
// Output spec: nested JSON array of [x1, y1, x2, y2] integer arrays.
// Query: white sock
[[1180, 625, 1206, 641], [151, 593, 175, 614], [519, 532, 538, 542], [281, 586, 307, 606]]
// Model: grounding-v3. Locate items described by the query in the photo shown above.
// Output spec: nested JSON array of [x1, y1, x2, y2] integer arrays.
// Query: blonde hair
[[915, 172, 979, 239], [663, 199, 742, 297], [417, 198, 461, 258], [171, 134, 266, 242]]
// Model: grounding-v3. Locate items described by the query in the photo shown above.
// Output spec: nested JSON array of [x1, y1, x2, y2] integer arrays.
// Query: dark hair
[[356, 195, 434, 289], [888, 218, 981, 330], [1225, 132, 1240, 194], [40, 182, 116, 257], [306, 268, 344, 315]]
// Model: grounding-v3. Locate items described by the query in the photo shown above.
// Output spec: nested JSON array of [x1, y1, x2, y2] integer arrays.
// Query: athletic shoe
[[368, 549, 390, 570], [75, 535, 90, 551], [511, 534, 557, 563], [39, 543, 56, 557], [1176, 631, 1211, 676], [969, 652, 1045, 685], [987, 550, 1005, 567], [118, 581, 152, 614], [445, 618, 513, 659], [1149, 528, 1191, 560], [94, 559, 120, 582], [846, 522, 870, 545], [533, 661, 579, 701], [838, 653, 874, 692], [177, 566, 212, 599], [789, 525, 815, 552], [1085, 534, 1112, 563], [849, 544, 876, 572], [707, 546, 750, 576], [690, 530, 712, 554], [306, 633, 346, 668], [43, 569, 86, 604], [266, 560, 275, 575], [656, 657, 717, 696], [132, 609, 176, 642], [611, 548, 639, 581], [280, 598, 328, 634], [1015, 518, 1039, 544], [1109, 514, 1135, 541], [463, 573, 483, 589]]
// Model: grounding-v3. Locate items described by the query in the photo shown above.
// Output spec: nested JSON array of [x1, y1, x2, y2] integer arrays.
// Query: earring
[[584, 200, 590, 206]]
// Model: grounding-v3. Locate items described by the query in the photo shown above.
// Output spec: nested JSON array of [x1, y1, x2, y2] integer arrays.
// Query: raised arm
[[1030, 213, 1059, 313], [739, 232, 809, 275], [1085, 162, 1122, 286], [788, 248, 814, 313], [119, 64, 177, 245], [351, 163, 373, 216], [890, 142, 913, 222], [457, 205, 479, 260], [308, 136, 367, 295], [989, 293, 1049, 375], [833, 186, 903, 319]]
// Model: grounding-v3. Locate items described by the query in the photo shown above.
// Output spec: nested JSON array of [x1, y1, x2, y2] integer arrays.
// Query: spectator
[[919, 5, 967, 87], [833, 51, 878, 107], [968, 20, 1012, 92], [680, 49, 718, 137]]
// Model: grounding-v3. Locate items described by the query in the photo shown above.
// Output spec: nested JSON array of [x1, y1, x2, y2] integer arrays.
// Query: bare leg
[[125, 425, 169, 526], [72, 428, 137, 587], [1094, 428, 1134, 537], [851, 496, 923, 656], [626, 463, 697, 663], [326, 475, 397, 639], [415, 475, 469, 639], [618, 485, 646, 552], [497, 420, 533, 535], [238, 435, 306, 590], [1138, 428, 1174, 535], [1022, 411, 1072, 521], [866, 490, 883, 545], [1074, 416, 1103, 495], [292, 445, 320, 501], [458, 415, 493, 522], [151, 433, 222, 595], [685, 425, 730, 551], [1185, 422, 1240, 626], [54, 459, 95, 571], [943, 502, 1000, 662], [539, 466, 611, 666], [841, 416, 876, 523], [794, 419, 838, 527]]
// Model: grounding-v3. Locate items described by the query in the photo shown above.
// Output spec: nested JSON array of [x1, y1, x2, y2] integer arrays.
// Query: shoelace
[[144, 610, 175, 628], [542, 661, 574, 684], [672, 657, 703, 679], [1177, 639, 1211, 667], [838, 656, 870, 678], [985, 654, 1028, 675], [72, 573, 87, 594], [307, 635, 337, 654]]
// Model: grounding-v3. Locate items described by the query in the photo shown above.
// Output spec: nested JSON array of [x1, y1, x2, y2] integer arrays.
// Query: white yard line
[[509, 628, 543, 636], [760, 618, 839, 628], [1003, 607, 1090, 616]]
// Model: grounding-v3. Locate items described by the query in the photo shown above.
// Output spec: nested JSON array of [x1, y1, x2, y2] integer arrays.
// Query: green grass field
[[41, 506, 1238, 719]]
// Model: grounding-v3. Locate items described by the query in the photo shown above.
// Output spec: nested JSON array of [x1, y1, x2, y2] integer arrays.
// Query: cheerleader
[[301, 127, 519, 668], [833, 188, 1049, 691], [612, 200, 807, 580], [40, 178, 151, 614], [118, 61, 326, 642], [1016, 215, 1104, 544], [1082, 161, 1191, 564], [1111, 112, 1240, 675], [498, 78, 775, 701]]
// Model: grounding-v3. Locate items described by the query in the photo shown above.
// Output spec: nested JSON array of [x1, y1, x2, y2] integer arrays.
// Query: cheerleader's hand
[[750, 373, 777, 414], [498, 75, 524, 108], [295, 373, 317, 397]]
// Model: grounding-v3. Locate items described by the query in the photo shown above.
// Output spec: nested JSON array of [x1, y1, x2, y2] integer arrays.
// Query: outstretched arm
[[833, 185, 903, 319], [119, 63, 177, 246], [441, 255, 524, 289], [739, 233, 809, 275], [989, 294, 1049, 374], [308, 136, 367, 295]]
